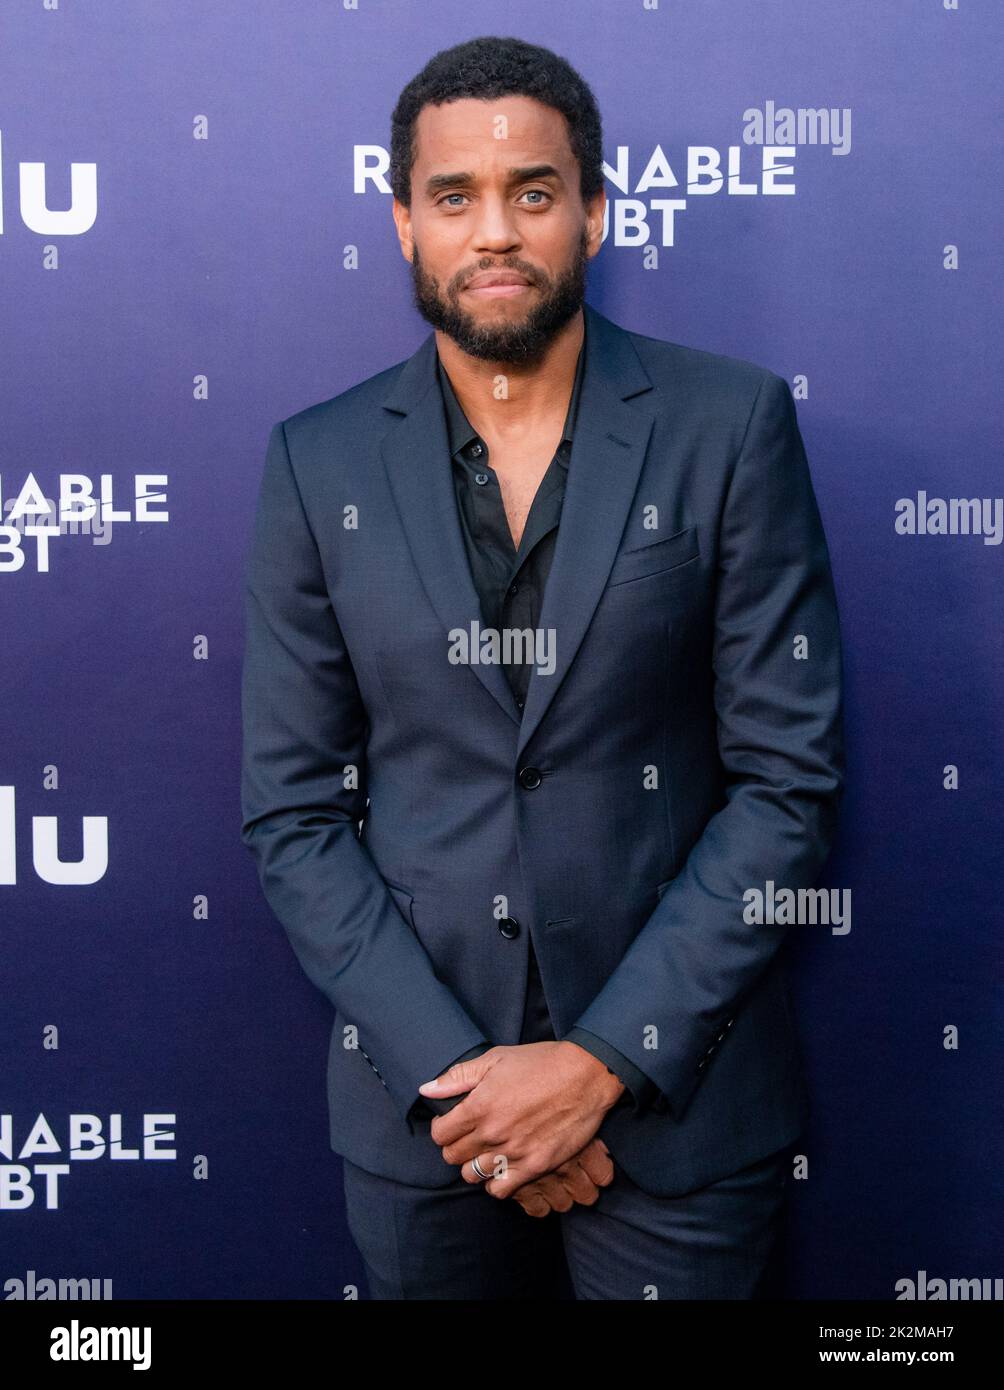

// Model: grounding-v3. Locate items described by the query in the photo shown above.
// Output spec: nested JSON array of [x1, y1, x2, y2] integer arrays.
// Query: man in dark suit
[[240, 36, 844, 1300]]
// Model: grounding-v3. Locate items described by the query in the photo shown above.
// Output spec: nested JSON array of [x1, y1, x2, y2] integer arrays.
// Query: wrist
[[560, 1040, 626, 1110]]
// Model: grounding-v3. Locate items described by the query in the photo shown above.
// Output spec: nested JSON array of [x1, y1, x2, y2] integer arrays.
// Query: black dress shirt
[[407, 331, 661, 1124]]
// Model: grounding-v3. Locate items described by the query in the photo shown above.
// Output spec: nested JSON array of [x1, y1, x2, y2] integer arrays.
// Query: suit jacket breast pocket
[[606, 524, 700, 587]]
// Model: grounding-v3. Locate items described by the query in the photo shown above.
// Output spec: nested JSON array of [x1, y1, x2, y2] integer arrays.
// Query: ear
[[584, 187, 606, 258], [391, 198, 414, 263]]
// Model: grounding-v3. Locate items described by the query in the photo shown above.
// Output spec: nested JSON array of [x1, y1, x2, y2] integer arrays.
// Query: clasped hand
[[418, 1040, 622, 1217]]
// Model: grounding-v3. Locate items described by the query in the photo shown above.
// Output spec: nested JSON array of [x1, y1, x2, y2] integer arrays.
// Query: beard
[[409, 228, 589, 366]]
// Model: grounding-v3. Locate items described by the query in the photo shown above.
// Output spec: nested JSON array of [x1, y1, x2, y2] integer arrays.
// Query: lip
[[466, 283, 531, 298], [464, 271, 533, 298]]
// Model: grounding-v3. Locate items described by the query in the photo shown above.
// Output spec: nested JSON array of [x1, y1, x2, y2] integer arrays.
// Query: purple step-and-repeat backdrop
[[3, 1, 1000, 1300]]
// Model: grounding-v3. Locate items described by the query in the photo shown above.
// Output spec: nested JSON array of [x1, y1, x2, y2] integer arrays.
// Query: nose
[[470, 193, 521, 255]]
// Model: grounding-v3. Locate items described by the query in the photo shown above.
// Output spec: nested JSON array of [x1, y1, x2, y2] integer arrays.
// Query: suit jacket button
[[517, 766, 542, 789], [498, 916, 521, 939]]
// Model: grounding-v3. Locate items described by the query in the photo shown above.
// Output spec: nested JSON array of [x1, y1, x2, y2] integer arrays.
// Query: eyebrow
[[423, 164, 563, 196]]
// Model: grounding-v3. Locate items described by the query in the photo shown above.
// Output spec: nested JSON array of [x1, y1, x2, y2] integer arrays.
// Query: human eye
[[519, 188, 554, 207], [436, 192, 470, 207]]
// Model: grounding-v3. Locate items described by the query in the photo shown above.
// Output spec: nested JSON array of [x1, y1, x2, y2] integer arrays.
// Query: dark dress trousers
[[240, 302, 845, 1213]]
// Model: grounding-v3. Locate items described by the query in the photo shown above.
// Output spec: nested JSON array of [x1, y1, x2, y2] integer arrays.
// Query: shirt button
[[498, 917, 521, 940], [474, 472, 489, 485], [508, 581, 519, 595], [515, 697, 524, 710], [518, 766, 543, 789], [469, 442, 484, 458]]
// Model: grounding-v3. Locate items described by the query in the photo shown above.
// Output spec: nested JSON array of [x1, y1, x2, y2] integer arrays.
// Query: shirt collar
[[437, 324, 587, 468]]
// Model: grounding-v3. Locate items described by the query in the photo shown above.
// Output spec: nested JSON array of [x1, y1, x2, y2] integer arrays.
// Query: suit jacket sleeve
[[240, 421, 488, 1126], [569, 372, 845, 1121]]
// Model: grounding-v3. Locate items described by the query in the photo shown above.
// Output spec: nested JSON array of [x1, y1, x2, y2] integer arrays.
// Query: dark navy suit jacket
[[240, 301, 845, 1196]]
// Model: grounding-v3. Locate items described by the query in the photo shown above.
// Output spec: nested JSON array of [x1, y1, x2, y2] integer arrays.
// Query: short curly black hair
[[390, 35, 604, 209]]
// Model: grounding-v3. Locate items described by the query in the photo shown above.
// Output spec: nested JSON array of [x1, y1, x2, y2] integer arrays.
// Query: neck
[[435, 310, 584, 446]]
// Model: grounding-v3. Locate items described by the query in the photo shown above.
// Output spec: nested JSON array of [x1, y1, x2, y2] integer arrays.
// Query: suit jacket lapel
[[378, 302, 658, 748], [379, 336, 519, 724], [516, 307, 656, 760]]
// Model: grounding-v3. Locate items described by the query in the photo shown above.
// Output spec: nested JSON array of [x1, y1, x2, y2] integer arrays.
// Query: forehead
[[412, 95, 574, 173]]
